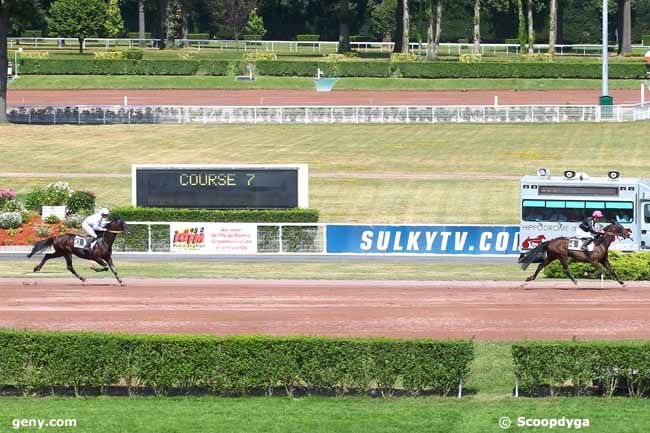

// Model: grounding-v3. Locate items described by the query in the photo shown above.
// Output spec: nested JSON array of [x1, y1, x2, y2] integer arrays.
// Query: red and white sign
[[170, 223, 257, 254]]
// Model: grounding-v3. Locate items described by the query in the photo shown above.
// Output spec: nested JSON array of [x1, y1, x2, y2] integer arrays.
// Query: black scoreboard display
[[132, 165, 309, 209]]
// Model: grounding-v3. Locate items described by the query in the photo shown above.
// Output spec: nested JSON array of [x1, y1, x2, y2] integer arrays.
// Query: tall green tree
[[105, 0, 124, 37], [401, 0, 410, 52], [246, 7, 266, 37], [49, 0, 108, 53], [617, 0, 631, 54], [1, 0, 40, 123], [370, 0, 397, 41], [549, 0, 557, 54], [338, 0, 351, 52]]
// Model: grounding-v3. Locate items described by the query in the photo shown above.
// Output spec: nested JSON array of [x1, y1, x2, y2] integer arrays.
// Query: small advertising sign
[[170, 223, 257, 254]]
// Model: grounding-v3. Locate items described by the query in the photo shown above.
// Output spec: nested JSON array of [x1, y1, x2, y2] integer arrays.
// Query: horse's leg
[[64, 254, 85, 282], [526, 257, 554, 282], [589, 259, 606, 280], [560, 256, 578, 286], [105, 256, 123, 284], [603, 259, 625, 286], [91, 258, 109, 273], [33, 252, 63, 273]]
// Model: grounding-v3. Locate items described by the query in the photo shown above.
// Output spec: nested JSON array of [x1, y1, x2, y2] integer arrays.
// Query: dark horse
[[27, 219, 128, 284], [518, 222, 631, 286]]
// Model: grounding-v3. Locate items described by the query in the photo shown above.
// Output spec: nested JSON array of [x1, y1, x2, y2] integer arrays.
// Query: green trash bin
[[600, 95, 614, 120]]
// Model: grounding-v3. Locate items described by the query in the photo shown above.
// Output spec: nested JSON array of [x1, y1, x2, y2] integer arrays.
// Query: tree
[[246, 7, 266, 38], [370, 0, 397, 41], [401, 0, 410, 53], [49, 0, 108, 53], [473, 0, 480, 54], [338, 0, 351, 52], [617, 0, 631, 54], [426, 0, 442, 60], [526, 0, 534, 53], [138, 0, 145, 47], [549, 0, 557, 54], [1, 0, 40, 123], [516, 0, 526, 52], [105, 0, 124, 38]]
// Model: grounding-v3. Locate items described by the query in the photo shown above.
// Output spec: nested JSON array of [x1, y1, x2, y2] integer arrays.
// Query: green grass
[[5, 260, 524, 280], [0, 342, 648, 433], [1, 123, 649, 223], [8, 75, 645, 90]]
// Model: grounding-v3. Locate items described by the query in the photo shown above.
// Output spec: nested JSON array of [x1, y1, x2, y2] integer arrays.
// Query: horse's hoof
[[525, 277, 533, 282], [33, 267, 39, 273]]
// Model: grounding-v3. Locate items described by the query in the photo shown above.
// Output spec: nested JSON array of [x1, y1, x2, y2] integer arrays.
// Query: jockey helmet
[[100, 208, 109, 216], [592, 210, 603, 219]]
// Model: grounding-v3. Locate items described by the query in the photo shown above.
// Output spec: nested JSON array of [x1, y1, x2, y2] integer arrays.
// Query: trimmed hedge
[[543, 251, 650, 281], [110, 207, 319, 223], [513, 341, 650, 397], [20, 59, 231, 76], [127, 32, 152, 39], [296, 34, 319, 41], [0, 330, 474, 397], [20, 58, 649, 79]]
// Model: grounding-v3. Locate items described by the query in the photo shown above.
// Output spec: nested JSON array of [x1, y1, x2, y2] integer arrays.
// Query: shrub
[[35, 225, 52, 237], [20, 51, 49, 59], [127, 32, 152, 39], [391, 52, 418, 62], [543, 251, 650, 281], [124, 48, 144, 60], [21, 29, 42, 37], [643, 35, 650, 46], [520, 53, 554, 62], [24, 188, 46, 211], [243, 34, 261, 41], [0, 212, 23, 229], [0, 188, 16, 207], [459, 53, 483, 64], [513, 341, 650, 397], [110, 207, 319, 223], [296, 34, 319, 41], [187, 33, 210, 40], [43, 182, 72, 206], [0, 330, 474, 397], [44, 215, 61, 224], [64, 214, 85, 229], [350, 35, 372, 43], [94, 51, 124, 60], [244, 52, 277, 62], [67, 190, 96, 215]]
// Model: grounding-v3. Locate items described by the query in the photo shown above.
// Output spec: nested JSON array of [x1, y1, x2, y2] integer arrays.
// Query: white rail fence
[[8, 37, 648, 56], [3, 223, 326, 255], [8, 103, 650, 124]]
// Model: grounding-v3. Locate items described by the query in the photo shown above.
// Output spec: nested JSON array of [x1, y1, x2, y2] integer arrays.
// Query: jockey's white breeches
[[575, 227, 593, 239], [82, 222, 97, 238]]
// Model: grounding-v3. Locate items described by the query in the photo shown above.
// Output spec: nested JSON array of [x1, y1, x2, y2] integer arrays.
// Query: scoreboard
[[132, 165, 309, 209]]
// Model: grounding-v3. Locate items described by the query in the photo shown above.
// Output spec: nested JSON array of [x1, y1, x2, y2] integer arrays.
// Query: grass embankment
[[8, 75, 645, 90], [1, 123, 648, 223], [0, 342, 648, 433], [0, 260, 523, 280]]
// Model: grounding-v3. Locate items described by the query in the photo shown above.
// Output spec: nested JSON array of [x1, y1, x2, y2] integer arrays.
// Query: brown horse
[[27, 219, 128, 284], [518, 222, 631, 286]]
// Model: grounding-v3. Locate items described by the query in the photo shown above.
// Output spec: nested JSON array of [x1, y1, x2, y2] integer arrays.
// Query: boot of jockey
[[577, 210, 604, 251], [81, 208, 110, 252]]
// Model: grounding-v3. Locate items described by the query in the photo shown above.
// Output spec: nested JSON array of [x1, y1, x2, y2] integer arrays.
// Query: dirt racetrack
[[7, 88, 644, 106], [1, 278, 649, 340]]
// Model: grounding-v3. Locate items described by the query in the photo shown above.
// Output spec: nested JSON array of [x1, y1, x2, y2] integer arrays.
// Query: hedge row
[[110, 207, 319, 223], [0, 330, 474, 397], [543, 251, 650, 281], [20, 58, 649, 79], [513, 341, 650, 397], [20, 59, 235, 76]]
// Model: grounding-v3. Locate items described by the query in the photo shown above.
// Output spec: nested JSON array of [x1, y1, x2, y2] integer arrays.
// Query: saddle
[[74, 235, 102, 251], [568, 238, 594, 252]]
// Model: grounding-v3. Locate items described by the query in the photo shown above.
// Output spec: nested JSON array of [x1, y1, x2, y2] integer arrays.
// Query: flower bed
[[0, 215, 77, 247]]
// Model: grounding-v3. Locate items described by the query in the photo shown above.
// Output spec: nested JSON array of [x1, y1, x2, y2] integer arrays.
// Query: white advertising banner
[[170, 223, 258, 254]]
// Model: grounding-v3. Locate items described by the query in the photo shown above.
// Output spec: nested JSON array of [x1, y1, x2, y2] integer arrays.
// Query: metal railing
[[8, 37, 648, 56], [8, 103, 650, 125]]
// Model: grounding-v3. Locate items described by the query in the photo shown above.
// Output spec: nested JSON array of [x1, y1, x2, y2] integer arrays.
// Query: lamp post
[[14, 48, 23, 79], [600, 0, 613, 106]]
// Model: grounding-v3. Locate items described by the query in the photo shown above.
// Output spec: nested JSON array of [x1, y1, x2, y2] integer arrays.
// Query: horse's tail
[[518, 241, 550, 271], [27, 237, 55, 258]]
